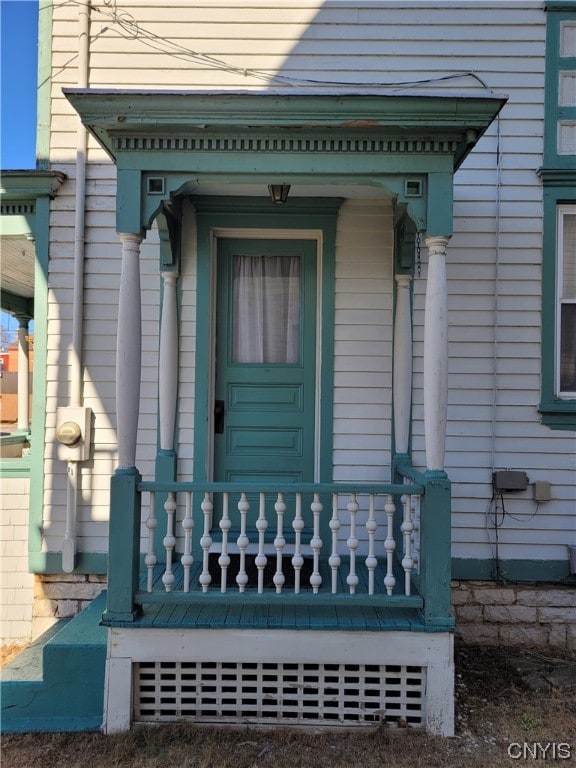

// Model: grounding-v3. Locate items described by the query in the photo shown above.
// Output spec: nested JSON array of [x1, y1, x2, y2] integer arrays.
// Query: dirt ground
[[2, 643, 575, 768]]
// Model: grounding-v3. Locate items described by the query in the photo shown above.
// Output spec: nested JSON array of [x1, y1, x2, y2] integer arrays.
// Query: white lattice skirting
[[104, 629, 454, 736]]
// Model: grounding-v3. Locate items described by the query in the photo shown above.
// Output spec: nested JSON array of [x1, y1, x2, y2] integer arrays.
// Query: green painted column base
[[420, 473, 453, 627], [102, 470, 142, 624]]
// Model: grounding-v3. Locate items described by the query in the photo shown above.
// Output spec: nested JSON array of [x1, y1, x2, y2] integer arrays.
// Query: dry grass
[[0, 644, 29, 668], [2, 644, 575, 768]]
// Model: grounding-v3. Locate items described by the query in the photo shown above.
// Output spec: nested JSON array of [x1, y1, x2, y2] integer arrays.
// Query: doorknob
[[214, 399, 225, 433]]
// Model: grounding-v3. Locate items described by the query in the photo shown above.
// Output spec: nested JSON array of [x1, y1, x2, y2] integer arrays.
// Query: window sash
[[232, 254, 301, 365], [556, 205, 576, 396]]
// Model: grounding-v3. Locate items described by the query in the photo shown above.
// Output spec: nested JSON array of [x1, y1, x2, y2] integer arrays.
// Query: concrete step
[[1, 619, 71, 683], [1, 592, 107, 733]]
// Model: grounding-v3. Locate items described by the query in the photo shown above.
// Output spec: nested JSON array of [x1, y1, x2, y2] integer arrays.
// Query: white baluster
[[346, 493, 359, 595], [365, 494, 377, 596], [219, 493, 231, 593], [199, 493, 213, 592], [384, 494, 396, 595], [256, 493, 268, 594], [145, 491, 157, 593], [291, 493, 304, 594], [181, 492, 193, 593], [411, 494, 421, 575], [236, 493, 249, 592], [329, 493, 341, 594], [310, 494, 323, 593], [162, 492, 177, 592], [273, 493, 286, 593], [401, 494, 414, 596]]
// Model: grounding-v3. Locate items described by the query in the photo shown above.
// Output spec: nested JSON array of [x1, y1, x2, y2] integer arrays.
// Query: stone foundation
[[452, 581, 576, 652], [27, 576, 576, 651], [32, 574, 107, 639]]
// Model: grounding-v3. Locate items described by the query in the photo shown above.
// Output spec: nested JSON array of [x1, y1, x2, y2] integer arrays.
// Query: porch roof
[[0, 170, 67, 317], [64, 88, 507, 171]]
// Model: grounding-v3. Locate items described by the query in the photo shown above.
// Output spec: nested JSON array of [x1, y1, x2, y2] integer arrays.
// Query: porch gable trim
[[64, 89, 507, 166]]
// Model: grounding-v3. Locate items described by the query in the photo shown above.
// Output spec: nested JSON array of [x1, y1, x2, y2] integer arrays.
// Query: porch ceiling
[[0, 170, 67, 317], [1, 237, 35, 301]]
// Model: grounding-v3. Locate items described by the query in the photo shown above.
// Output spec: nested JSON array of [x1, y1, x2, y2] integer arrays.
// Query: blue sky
[[1, 0, 39, 169], [1, 1, 39, 344]]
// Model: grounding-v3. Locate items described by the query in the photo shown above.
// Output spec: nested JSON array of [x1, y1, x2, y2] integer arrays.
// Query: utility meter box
[[492, 470, 529, 493], [56, 406, 92, 462]]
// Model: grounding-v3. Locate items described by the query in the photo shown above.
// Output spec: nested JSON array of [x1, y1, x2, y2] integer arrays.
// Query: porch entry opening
[[213, 238, 318, 546]]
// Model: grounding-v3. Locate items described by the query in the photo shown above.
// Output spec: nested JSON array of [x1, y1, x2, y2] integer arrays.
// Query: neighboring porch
[[0, 171, 66, 461]]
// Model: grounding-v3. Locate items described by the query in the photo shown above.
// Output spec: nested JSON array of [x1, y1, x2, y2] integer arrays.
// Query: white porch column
[[393, 274, 413, 455], [423, 236, 450, 473], [116, 233, 143, 470], [16, 315, 30, 431], [159, 271, 179, 451]]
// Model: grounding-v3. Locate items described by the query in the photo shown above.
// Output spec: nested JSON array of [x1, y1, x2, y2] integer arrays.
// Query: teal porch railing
[[103, 466, 453, 629]]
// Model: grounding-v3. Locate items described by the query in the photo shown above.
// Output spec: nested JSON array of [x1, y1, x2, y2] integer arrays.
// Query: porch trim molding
[[64, 88, 507, 238]]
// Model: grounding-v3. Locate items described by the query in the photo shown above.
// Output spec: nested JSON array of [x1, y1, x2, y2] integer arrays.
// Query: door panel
[[214, 238, 317, 488]]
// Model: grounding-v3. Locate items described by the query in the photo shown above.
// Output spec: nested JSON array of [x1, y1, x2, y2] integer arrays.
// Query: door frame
[[192, 197, 342, 488], [213, 235, 319, 486]]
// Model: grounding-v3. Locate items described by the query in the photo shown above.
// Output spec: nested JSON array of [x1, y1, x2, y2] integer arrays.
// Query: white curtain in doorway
[[232, 254, 301, 364]]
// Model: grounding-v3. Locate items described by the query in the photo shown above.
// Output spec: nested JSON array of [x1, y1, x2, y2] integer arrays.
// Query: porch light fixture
[[268, 184, 290, 204]]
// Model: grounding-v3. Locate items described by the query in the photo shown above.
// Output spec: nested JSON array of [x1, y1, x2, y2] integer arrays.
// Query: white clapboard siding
[[174, 200, 198, 477], [333, 200, 393, 485], [41, 0, 574, 564]]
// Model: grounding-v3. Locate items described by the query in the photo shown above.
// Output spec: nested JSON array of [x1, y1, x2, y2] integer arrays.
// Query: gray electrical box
[[492, 470, 529, 492], [533, 481, 551, 502]]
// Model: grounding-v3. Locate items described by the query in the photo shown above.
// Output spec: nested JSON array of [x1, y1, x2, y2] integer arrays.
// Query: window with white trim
[[539, 2, 576, 429], [557, 205, 576, 396]]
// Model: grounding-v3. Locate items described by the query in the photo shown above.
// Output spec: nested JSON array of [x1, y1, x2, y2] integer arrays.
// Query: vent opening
[[134, 661, 424, 727]]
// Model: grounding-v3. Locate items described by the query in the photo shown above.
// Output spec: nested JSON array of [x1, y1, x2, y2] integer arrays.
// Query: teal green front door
[[214, 238, 317, 487]]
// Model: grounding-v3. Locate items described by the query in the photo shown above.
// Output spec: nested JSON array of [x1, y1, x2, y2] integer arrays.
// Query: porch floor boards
[[128, 600, 431, 632]]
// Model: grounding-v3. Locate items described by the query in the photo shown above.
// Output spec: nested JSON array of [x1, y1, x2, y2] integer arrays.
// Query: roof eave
[[64, 88, 507, 169]]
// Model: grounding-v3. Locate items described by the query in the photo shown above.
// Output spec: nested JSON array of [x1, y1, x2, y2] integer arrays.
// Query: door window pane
[[232, 254, 301, 364]]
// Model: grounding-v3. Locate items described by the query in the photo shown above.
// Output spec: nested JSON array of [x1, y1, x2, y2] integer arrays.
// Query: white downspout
[[61, 0, 91, 572]]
